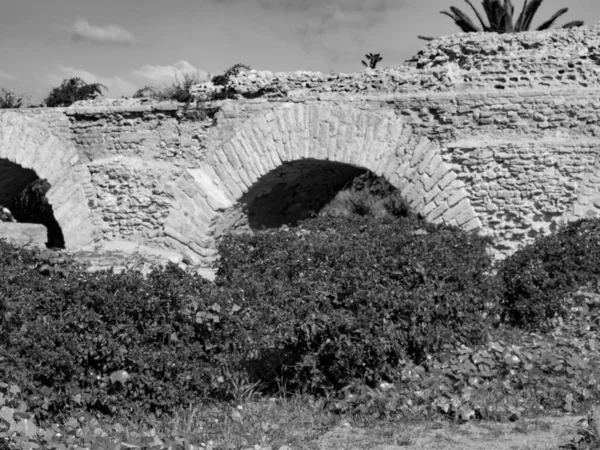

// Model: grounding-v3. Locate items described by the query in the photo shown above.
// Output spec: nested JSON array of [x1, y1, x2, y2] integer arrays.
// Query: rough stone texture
[[199, 24, 600, 98], [4, 24, 600, 270], [0, 223, 47, 249]]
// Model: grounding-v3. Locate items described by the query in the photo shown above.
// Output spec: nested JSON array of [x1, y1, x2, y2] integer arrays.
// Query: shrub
[[216, 214, 500, 395], [209, 63, 250, 100], [321, 172, 415, 219], [0, 251, 246, 424], [133, 71, 202, 103], [498, 218, 600, 330], [10, 179, 64, 248], [0, 88, 28, 108], [44, 77, 106, 107]]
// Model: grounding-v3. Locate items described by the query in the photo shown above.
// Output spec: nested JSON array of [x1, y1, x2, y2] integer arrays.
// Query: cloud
[[0, 70, 17, 81], [41, 65, 138, 98], [130, 60, 208, 86], [215, 0, 408, 65], [70, 18, 136, 46]]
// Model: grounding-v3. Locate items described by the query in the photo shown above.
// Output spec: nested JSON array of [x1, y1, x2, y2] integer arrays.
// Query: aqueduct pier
[[3, 25, 600, 271]]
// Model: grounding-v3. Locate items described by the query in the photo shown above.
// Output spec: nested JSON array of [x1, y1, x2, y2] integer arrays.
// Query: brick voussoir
[[409, 138, 432, 167], [442, 199, 471, 222], [426, 201, 449, 222]]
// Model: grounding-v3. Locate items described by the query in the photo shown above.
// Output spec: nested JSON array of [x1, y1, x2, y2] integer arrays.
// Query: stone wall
[[200, 23, 600, 99], [3, 24, 600, 271]]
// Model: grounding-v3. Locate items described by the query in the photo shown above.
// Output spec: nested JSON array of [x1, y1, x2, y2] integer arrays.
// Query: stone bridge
[[3, 25, 600, 272]]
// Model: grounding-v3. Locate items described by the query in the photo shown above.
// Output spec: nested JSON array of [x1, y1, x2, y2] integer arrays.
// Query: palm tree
[[362, 53, 383, 69], [419, 0, 583, 40]]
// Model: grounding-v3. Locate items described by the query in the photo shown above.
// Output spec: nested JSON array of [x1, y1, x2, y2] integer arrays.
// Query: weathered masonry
[[3, 24, 600, 271]]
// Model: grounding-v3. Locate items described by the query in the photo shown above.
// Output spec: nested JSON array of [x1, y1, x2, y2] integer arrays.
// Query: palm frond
[[514, 0, 528, 30], [519, 0, 543, 30], [502, 0, 515, 33], [463, 0, 489, 30], [434, 0, 583, 39], [561, 20, 584, 29], [441, 7, 481, 32], [481, 0, 501, 31], [535, 7, 568, 30]]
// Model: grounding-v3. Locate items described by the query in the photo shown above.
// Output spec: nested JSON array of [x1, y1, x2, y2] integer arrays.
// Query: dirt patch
[[317, 414, 585, 450]]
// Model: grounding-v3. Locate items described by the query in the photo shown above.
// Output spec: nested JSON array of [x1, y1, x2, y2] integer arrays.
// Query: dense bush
[[44, 77, 106, 107], [0, 250, 247, 424], [216, 214, 501, 394], [498, 218, 600, 330]]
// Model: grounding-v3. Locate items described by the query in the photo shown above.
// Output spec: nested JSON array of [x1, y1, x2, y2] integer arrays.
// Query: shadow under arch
[[0, 111, 97, 248], [241, 158, 367, 230]]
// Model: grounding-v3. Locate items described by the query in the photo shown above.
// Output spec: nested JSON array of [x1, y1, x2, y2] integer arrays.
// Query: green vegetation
[[0, 88, 28, 109], [132, 63, 251, 105], [2, 181, 600, 449], [419, 0, 584, 41], [209, 63, 251, 100], [361, 53, 383, 69], [44, 77, 106, 107], [133, 72, 202, 103]]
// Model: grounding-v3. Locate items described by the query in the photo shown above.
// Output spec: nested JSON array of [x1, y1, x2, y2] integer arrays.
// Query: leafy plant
[[419, 0, 583, 41], [361, 53, 383, 69], [321, 172, 415, 220], [560, 408, 600, 449], [216, 214, 501, 394], [0, 252, 247, 424], [498, 218, 600, 330], [209, 63, 250, 100], [44, 77, 106, 107]]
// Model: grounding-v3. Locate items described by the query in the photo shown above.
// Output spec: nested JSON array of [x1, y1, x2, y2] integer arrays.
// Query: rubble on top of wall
[[412, 22, 600, 69], [70, 98, 152, 108], [189, 22, 600, 101], [60, 23, 600, 108]]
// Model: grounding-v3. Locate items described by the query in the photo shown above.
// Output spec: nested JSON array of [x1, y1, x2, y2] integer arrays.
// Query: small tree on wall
[[362, 53, 383, 69], [210, 63, 251, 100], [44, 77, 107, 107]]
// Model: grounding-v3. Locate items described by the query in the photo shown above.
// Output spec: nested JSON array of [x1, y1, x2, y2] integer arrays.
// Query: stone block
[[0, 223, 47, 249]]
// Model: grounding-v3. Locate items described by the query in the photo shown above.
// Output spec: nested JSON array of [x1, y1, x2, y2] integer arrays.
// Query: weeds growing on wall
[[133, 71, 202, 103]]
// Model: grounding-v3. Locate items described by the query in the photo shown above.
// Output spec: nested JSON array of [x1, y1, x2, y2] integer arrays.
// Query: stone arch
[[0, 112, 96, 248], [161, 103, 483, 267]]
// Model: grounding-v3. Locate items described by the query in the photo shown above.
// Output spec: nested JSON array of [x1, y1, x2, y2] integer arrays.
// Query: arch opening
[[243, 159, 367, 230], [212, 159, 413, 239], [0, 158, 65, 248]]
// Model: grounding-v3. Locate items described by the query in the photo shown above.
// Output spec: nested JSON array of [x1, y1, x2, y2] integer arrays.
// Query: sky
[[1, 0, 599, 103]]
